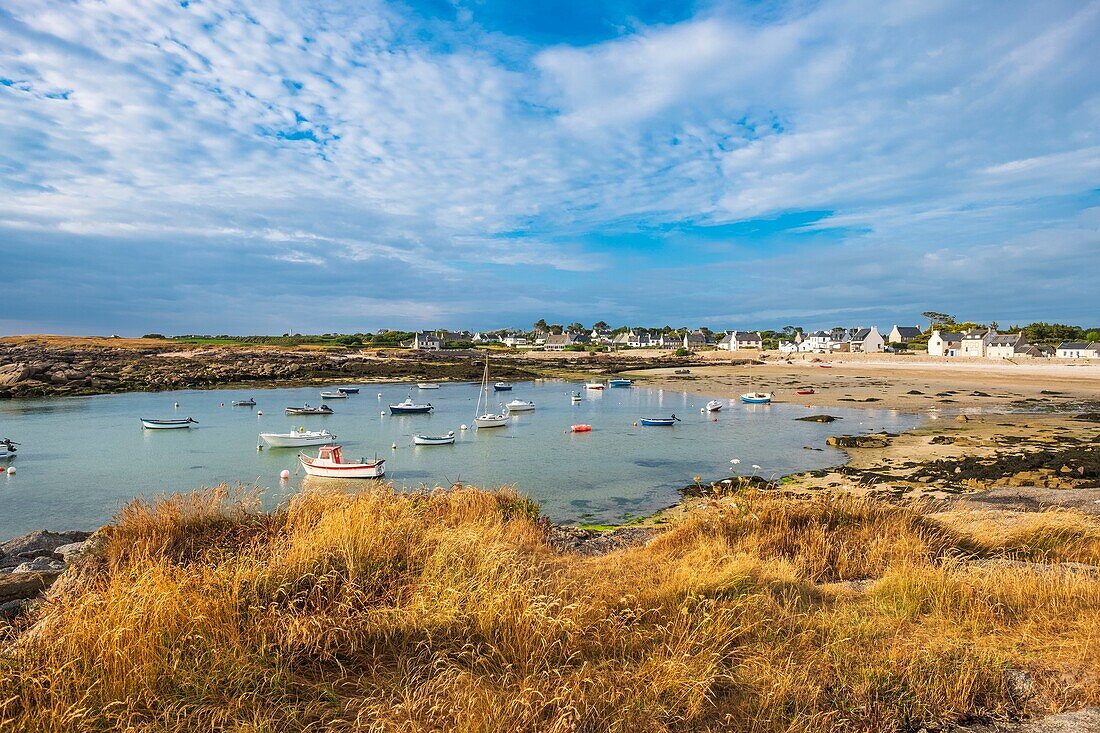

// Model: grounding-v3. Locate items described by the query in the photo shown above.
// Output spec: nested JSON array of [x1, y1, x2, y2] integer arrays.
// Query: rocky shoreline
[[0, 529, 91, 616]]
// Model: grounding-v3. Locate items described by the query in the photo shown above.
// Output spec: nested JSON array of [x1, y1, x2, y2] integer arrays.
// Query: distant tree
[[593, 320, 609, 331], [142, 333, 166, 339], [921, 311, 955, 331], [989, 321, 999, 331], [1021, 322, 1086, 345], [568, 322, 584, 333], [533, 319, 548, 333], [782, 325, 796, 336], [549, 324, 564, 335]]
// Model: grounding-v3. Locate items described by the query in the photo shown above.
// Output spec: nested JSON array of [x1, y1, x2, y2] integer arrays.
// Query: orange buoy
[[571, 424, 592, 433]]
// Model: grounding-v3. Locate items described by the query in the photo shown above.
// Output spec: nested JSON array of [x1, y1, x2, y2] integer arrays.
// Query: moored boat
[[740, 392, 773, 404], [299, 445, 385, 478], [260, 429, 337, 448], [674, 368, 691, 374], [285, 404, 334, 415], [337, 387, 360, 394], [320, 391, 348, 399], [571, 392, 582, 403], [640, 415, 679, 427], [705, 400, 723, 412], [475, 353, 509, 429], [570, 424, 591, 433], [584, 382, 605, 390], [505, 399, 535, 412], [140, 417, 197, 429], [232, 398, 256, 407], [795, 388, 816, 395], [417, 383, 441, 389], [493, 382, 513, 391], [389, 396, 433, 414], [608, 378, 633, 387], [0, 438, 18, 459], [413, 431, 456, 446]]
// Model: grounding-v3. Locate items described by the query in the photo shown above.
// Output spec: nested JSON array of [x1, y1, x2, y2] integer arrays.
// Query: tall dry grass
[[1, 485, 1098, 732]]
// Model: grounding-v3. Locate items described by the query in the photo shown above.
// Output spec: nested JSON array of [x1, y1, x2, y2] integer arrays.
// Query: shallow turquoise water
[[0, 380, 918, 536]]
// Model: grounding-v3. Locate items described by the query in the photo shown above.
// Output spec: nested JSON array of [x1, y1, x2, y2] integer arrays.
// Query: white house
[[986, 333, 1026, 359], [778, 341, 799, 354], [718, 331, 763, 350], [960, 329, 994, 357], [927, 330, 962, 357], [798, 330, 832, 353], [589, 329, 614, 344], [502, 334, 528, 347], [613, 330, 652, 348], [888, 326, 922, 344], [411, 332, 441, 351], [849, 326, 885, 353], [543, 333, 575, 351], [1056, 342, 1100, 358]]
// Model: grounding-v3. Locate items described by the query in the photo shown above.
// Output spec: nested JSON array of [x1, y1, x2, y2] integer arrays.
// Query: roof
[[852, 328, 872, 340], [935, 331, 962, 343], [988, 333, 1024, 346], [545, 333, 573, 346], [731, 331, 762, 341], [414, 331, 440, 341], [892, 326, 922, 338], [961, 329, 989, 339], [1057, 342, 1090, 350]]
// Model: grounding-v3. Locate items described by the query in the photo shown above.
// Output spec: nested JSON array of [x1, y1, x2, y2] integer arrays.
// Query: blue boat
[[494, 382, 513, 391], [640, 415, 679, 426], [740, 392, 773, 404], [337, 387, 360, 394], [608, 378, 633, 387]]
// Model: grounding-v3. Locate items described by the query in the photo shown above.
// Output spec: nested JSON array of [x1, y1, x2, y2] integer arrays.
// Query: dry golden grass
[[2, 485, 1099, 732]]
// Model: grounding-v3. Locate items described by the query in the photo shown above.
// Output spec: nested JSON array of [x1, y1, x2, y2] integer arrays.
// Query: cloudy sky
[[1, 0, 1097, 335]]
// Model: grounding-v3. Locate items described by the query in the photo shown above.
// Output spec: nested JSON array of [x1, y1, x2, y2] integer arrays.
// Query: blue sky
[[1, 0, 1097, 335]]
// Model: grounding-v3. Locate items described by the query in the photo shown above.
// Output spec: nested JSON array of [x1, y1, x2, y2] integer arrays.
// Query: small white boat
[[260, 429, 337, 448], [286, 404, 333, 415], [413, 431, 456, 446], [232, 398, 256, 407], [474, 353, 509, 429], [585, 382, 605, 390], [740, 392, 773, 404], [0, 438, 18, 459], [705, 400, 723, 412], [320, 391, 348, 399], [505, 399, 535, 412], [299, 445, 385, 478], [417, 383, 440, 389], [390, 396, 433, 414], [493, 382, 513, 391], [140, 418, 197, 429], [571, 392, 582, 403]]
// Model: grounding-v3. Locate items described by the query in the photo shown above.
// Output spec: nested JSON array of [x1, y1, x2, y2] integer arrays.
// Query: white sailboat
[[474, 352, 508, 429]]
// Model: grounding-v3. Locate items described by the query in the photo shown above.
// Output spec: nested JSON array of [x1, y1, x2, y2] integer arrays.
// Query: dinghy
[[640, 415, 679, 427], [795, 388, 816, 395], [232, 398, 256, 407], [705, 400, 723, 412], [493, 382, 513, 391], [570, 424, 591, 433], [571, 392, 582, 403], [140, 417, 197, 430], [389, 396, 433, 414], [417, 383, 440, 389], [260, 429, 337, 448], [505, 399, 535, 412], [475, 353, 508, 429], [740, 392, 773, 404], [608, 378, 633, 387], [0, 438, 18, 459], [584, 382, 605, 390], [337, 387, 360, 394], [320, 391, 348, 399], [413, 431, 456, 446], [674, 368, 691, 374], [299, 445, 385, 478], [285, 404, 333, 415]]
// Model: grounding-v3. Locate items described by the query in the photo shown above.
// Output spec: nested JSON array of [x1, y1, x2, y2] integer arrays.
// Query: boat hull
[[740, 394, 772, 404], [493, 384, 513, 391], [475, 414, 508, 428], [140, 419, 195, 429], [584, 383, 605, 390], [320, 392, 348, 399], [640, 418, 675, 426], [608, 379, 632, 387], [413, 433, 455, 445], [417, 383, 440, 389], [285, 408, 333, 415], [261, 431, 337, 448], [390, 405, 433, 414], [705, 401, 723, 412], [232, 400, 256, 407], [299, 457, 386, 478], [571, 424, 591, 432], [506, 401, 535, 412], [337, 387, 360, 394]]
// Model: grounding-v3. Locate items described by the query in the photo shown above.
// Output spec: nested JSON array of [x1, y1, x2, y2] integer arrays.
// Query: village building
[[960, 329, 994, 357], [411, 332, 442, 351], [1056, 342, 1100, 358], [543, 333, 575, 351], [798, 331, 832, 353], [887, 326, 922, 344], [717, 331, 763, 350], [502, 334, 528, 347], [682, 329, 710, 349], [613, 330, 652, 348], [986, 333, 1027, 358], [849, 326, 885, 353], [926, 330, 962, 357]]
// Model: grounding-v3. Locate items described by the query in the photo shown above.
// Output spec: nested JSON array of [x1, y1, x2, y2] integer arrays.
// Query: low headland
[[2, 343, 1099, 731]]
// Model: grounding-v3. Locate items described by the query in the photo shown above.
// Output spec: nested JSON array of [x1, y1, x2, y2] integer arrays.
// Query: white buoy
[[257, 410, 263, 416], [391, 442, 397, 450], [174, 402, 179, 408], [380, 411, 385, 417], [460, 424, 468, 431], [280, 469, 290, 480], [6, 467, 15, 476], [377, 393, 382, 399]]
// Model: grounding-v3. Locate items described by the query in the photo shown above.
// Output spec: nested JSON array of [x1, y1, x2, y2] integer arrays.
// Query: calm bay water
[[0, 380, 918, 537]]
